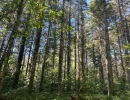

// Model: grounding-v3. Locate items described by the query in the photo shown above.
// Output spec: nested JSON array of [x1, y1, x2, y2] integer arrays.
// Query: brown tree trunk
[[118, 35, 125, 82], [99, 35, 104, 90], [117, 0, 128, 81], [13, 13, 30, 88], [0, 36, 6, 58], [102, 0, 114, 95], [113, 46, 118, 79], [39, 20, 51, 91], [26, 35, 34, 75], [77, 0, 81, 90], [13, 37, 26, 88], [66, 0, 72, 91], [28, 26, 42, 94], [58, 0, 65, 93]]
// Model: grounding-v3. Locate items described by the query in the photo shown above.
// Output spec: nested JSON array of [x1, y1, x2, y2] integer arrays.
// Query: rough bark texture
[[80, 0, 85, 81], [99, 36, 104, 90], [28, 26, 42, 94], [66, 0, 72, 91], [13, 37, 26, 88], [58, 0, 65, 93], [39, 20, 51, 91], [102, 0, 114, 95], [0, 36, 6, 58]]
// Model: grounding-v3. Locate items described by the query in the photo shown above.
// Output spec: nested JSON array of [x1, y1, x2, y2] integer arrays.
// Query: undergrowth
[[2, 90, 130, 100]]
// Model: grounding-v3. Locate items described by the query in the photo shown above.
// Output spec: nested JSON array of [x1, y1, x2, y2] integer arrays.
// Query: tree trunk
[[26, 35, 34, 75], [113, 46, 119, 79], [0, 36, 6, 58], [13, 37, 26, 88], [13, 13, 30, 88], [58, 0, 65, 93], [39, 20, 51, 91], [66, 0, 72, 91], [80, 3, 85, 82], [118, 35, 125, 82], [117, 0, 128, 81], [28, 26, 42, 94], [99, 35, 104, 90], [102, 0, 114, 95]]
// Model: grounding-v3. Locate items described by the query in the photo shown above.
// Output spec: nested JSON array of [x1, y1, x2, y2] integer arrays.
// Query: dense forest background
[[0, 0, 130, 100]]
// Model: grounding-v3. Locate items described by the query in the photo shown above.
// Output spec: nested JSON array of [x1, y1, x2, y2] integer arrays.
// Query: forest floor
[[1, 90, 130, 100]]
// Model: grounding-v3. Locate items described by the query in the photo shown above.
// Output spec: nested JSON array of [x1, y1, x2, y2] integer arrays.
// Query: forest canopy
[[0, 0, 130, 100]]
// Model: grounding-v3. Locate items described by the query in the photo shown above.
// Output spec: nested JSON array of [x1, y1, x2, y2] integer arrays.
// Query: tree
[[102, 0, 114, 95], [58, 0, 65, 93]]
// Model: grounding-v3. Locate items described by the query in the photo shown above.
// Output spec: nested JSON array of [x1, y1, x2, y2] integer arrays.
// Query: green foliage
[[124, 44, 130, 49], [3, 91, 130, 100], [123, 44, 130, 59], [5, 91, 70, 100]]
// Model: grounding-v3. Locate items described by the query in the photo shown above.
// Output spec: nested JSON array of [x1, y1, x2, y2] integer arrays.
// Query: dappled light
[[0, 0, 130, 99]]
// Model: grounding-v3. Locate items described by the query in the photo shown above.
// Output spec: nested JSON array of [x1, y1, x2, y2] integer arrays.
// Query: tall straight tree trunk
[[63, 28, 67, 91], [115, 16, 125, 81], [117, 0, 127, 80], [58, 0, 65, 93], [26, 35, 34, 75], [66, 0, 72, 91], [80, 0, 86, 81], [77, 0, 81, 90], [13, 13, 30, 88], [50, 28, 57, 92], [39, 20, 51, 91], [51, 2, 58, 89], [118, 35, 125, 80], [119, 0, 130, 43], [50, 29, 57, 92], [0, 36, 6, 58], [13, 37, 26, 88], [85, 39, 88, 73], [28, 25, 42, 94], [102, 0, 114, 95], [113, 46, 118, 78], [92, 44, 96, 67], [99, 35, 104, 90], [122, 6, 130, 84]]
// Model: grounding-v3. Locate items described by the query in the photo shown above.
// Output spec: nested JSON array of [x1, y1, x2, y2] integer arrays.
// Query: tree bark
[[102, 0, 114, 95], [99, 35, 104, 90], [28, 26, 42, 94], [58, 0, 65, 93], [26, 35, 34, 75], [66, 0, 72, 91], [13, 37, 26, 88], [39, 20, 51, 92]]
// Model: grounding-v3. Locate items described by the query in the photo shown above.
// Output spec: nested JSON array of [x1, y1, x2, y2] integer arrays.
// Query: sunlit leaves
[[124, 44, 130, 49]]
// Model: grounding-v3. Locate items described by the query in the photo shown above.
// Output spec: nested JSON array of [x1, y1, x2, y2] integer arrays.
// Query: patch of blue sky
[[86, 0, 90, 3]]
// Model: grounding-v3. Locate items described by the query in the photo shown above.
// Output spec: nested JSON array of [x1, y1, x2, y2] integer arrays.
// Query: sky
[[86, 0, 91, 3]]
